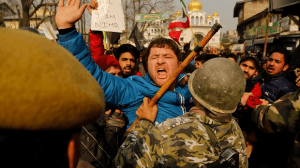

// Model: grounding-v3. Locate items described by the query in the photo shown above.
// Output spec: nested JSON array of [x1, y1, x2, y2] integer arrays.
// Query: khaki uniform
[[114, 106, 248, 168]]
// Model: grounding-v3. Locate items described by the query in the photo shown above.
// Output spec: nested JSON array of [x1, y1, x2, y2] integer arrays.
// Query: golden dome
[[207, 14, 212, 20], [188, 0, 202, 11], [173, 9, 182, 18], [213, 9, 218, 16]]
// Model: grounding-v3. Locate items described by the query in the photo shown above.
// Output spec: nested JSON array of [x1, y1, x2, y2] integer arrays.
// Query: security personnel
[[0, 28, 105, 168], [252, 89, 300, 168], [113, 58, 248, 168]]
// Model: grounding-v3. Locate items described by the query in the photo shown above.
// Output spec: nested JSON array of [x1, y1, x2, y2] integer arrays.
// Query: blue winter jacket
[[252, 71, 296, 103], [58, 30, 194, 129]]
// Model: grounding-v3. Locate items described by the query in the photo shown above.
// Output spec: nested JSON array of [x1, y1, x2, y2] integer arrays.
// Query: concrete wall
[[244, 0, 269, 20]]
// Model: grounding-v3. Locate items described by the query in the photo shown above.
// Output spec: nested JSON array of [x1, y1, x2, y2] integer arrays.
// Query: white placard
[[91, 0, 124, 32], [40, 21, 57, 40]]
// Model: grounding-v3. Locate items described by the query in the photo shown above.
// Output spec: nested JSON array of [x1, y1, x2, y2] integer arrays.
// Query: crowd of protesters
[[1, 0, 300, 168]]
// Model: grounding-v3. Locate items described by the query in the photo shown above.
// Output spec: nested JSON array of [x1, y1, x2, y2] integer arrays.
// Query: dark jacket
[[80, 115, 126, 168], [252, 71, 296, 103]]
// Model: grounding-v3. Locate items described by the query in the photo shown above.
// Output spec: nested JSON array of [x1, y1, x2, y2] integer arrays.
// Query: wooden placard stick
[[125, 23, 222, 136]]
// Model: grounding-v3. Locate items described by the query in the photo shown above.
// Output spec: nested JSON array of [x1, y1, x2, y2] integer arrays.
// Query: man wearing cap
[[113, 58, 248, 168], [233, 55, 266, 158], [55, 0, 194, 130], [0, 28, 105, 168]]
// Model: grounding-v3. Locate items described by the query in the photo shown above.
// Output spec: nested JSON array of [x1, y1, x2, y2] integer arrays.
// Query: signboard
[[257, 22, 279, 36], [281, 16, 290, 32], [269, 22, 279, 34], [91, 0, 125, 33], [246, 28, 257, 37], [257, 26, 267, 36], [135, 11, 170, 22], [231, 44, 244, 52]]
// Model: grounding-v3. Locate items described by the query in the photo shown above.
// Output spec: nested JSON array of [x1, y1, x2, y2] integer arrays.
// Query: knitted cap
[[94, 55, 120, 70]]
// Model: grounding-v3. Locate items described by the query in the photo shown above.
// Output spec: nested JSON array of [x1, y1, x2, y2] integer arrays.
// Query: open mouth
[[123, 67, 131, 72], [157, 68, 166, 74], [267, 66, 274, 71]]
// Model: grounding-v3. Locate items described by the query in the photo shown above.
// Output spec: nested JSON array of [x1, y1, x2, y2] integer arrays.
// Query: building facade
[[143, 0, 221, 48], [233, 0, 300, 53], [180, 0, 221, 49]]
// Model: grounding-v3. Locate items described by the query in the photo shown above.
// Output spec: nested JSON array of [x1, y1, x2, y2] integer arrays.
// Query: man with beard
[[234, 55, 265, 158], [115, 44, 142, 78], [249, 48, 296, 168]]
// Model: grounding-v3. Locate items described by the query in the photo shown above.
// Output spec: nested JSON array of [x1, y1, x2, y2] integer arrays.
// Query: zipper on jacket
[[178, 93, 186, 114]]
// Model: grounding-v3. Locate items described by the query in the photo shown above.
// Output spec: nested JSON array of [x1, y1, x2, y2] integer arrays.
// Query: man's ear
[[283, 64, 289, 71]]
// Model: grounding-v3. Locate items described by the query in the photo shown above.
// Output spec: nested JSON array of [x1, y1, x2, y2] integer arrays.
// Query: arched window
[[155, 29, 157, 33], [215, 20, 218, 24], [200, 16, 203, 25], [209, 22, 212, 26], [151, 29, 153, 33], [191, 16, 194, 25], [196, 16, 199, 25]]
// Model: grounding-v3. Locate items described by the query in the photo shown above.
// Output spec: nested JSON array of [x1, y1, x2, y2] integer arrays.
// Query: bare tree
[[0, 0, 58, 28], [123, 0, 176, 39]]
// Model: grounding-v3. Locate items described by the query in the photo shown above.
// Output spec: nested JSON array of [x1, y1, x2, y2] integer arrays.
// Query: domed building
[[177, 0, 221, 48]]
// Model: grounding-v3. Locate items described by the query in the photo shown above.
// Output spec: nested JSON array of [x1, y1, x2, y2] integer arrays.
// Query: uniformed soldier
[[113, 58, 248, 168], [252, 89, 300, 168]]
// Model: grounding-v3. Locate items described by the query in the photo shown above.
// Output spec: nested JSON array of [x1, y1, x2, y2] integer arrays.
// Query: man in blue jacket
[[55, 0, 194, 129]]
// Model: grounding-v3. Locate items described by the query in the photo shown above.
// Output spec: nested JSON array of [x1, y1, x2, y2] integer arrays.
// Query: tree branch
[[29, 1, 57, 17]]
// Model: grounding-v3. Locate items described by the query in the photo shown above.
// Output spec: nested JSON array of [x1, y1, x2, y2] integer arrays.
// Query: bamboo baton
[[125, 23, 222, 136]]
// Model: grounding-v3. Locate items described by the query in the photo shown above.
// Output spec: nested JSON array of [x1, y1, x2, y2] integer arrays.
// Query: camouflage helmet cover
[[188, 58, 246, 113]]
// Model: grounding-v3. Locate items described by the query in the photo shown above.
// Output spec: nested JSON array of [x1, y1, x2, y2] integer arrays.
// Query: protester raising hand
[[87, 0, 98, 15], [55, 0, 87, 29]]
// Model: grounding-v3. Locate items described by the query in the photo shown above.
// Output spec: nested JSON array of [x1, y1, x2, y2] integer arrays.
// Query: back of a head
[[195, 53, 218, 64], [0, 28, 105, 166], [115, 44, 140, 60], [20, 27, 40, 34], [188, 58, 246, 114], [226, 53, 238, 62]]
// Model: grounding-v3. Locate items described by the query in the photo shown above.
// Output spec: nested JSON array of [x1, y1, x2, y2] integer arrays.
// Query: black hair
[[142, 38, 181, 72], [106, 50, 113, 55], [115, 44, 140, 61], [269, 47, 292, 65], [0, 128, 80, 168], [225, 53, 238, 62], [195, 53, 218, 64]]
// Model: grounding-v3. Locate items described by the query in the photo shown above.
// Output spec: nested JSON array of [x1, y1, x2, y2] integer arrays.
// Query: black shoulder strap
[[203, 124, 218, 146]]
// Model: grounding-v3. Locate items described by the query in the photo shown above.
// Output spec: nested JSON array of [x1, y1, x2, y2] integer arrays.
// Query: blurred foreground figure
[[252, 89, 300, 168], [114, 58, 248, 168], [0, 29, 105, 168]]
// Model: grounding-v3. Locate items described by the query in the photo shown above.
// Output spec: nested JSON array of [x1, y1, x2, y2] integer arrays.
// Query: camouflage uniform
[[252, 89, 300, 168], [113, 106, 248, 168]]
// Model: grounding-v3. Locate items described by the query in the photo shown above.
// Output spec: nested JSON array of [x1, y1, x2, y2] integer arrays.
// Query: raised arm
[[55, 0, 134, 106]]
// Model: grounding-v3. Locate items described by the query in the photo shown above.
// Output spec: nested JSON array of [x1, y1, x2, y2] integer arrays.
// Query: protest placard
[[91, 0, 124, 33], [40, 21, 57, 41]]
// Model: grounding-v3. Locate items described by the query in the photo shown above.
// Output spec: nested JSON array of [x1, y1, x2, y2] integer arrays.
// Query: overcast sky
[[176, 0, 241, 33]]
